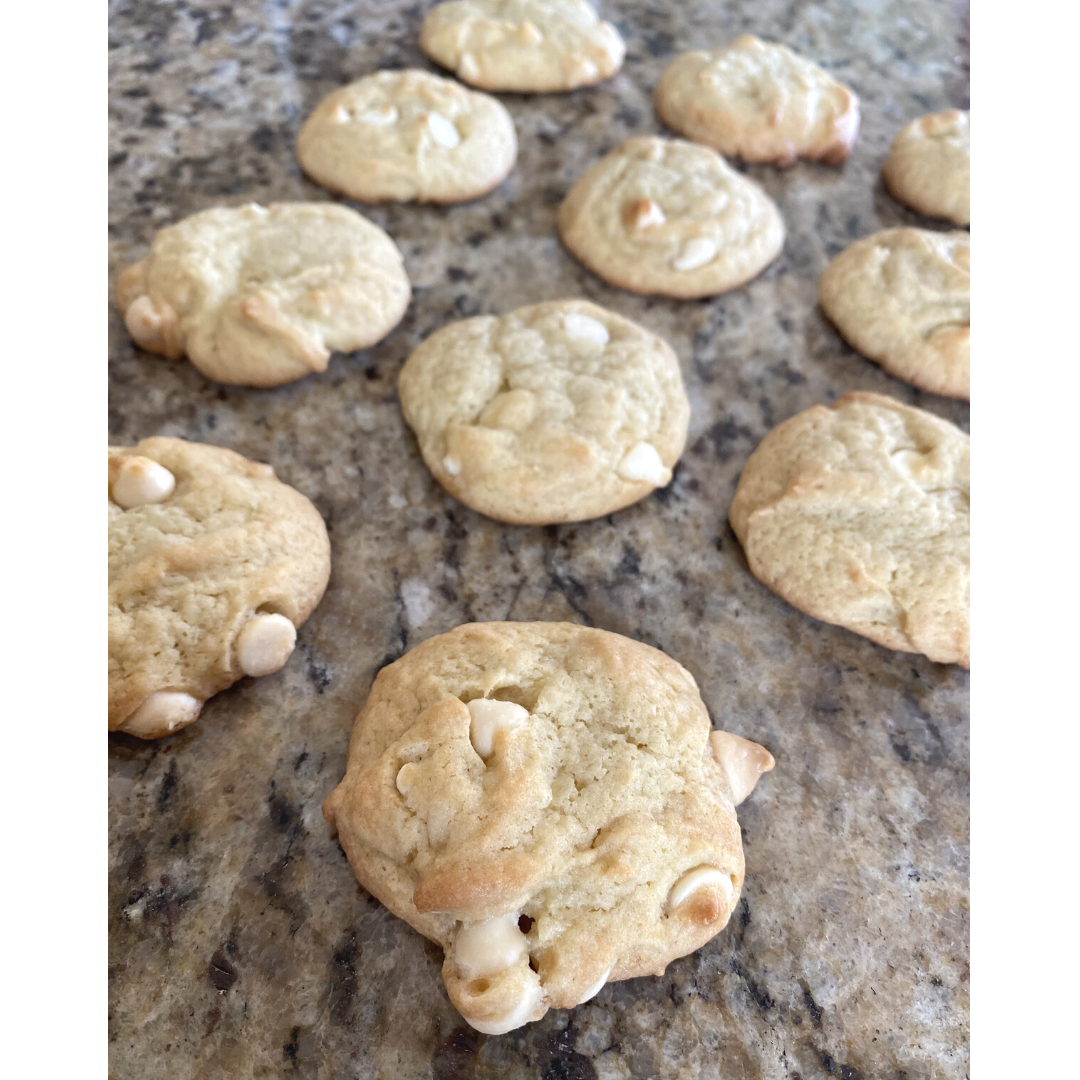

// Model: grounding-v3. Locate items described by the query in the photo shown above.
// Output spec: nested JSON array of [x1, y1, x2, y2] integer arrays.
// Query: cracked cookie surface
[[297, 69, 517, 204], [882, 109, 970, 226], [819, 227, 970, 400], [116, 202, 410, 387], [398, 299, 690, 524], [322, 621, 774, 1034], [655, 35, 860, 166], [420, 0, 624, 93], [109, 438, 331, 739], [729, 392, 969, 667], [557, 136, 784, 299]]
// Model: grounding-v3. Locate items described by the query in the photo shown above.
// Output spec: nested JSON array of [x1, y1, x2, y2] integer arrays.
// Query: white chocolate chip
[[578, 961, 615, 1004], [464, 976, 543, 1035], [666, 866, 733, 915], [334, 104, 351, 123], [627, 198, 666, 230], [515, 20, 543, 45], [246, 202, 269, 215], [617, 442, 671, 487], [708, 730, 776, 805], [236, 613, 296, 677], [563, 312, 610, 347], [467, 698, 529, 758], [424, 112, 460, 148], [455, 913, 528, 978], [459, 52, 480, 82], [125, 295, 164, 344], [443, 455, 461, 476], [357, 104, 398, 126], [121, 691, 202, 738], [111, 456, 176, 509], [395, 762, 417, 796], [672, 237, 719, 272], [125, 294, 182, 357]]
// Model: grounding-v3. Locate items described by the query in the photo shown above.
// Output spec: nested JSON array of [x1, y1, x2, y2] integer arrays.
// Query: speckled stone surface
[[108, 2, 970, 1078]]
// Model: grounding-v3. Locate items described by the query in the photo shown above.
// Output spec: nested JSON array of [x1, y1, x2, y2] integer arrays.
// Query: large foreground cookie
[[420, 0, 624, 92], [655, 36, 860, 166], [729, 393, 969, 667], [819, 228, 970, 400], [109, 438, 331, 739], [557, 136, 784, 298], [116, 203, 410, 387], [398, 299, 690, 524], [882, 109, 970, 226], [323, 622, 775, 1034], [296, 70, 517, 204]]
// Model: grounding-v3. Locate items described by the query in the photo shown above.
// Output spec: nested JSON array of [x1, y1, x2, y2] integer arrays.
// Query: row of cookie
[[396, 282, 971, 667], [114, 201, 960, 532], [407, 304, 970, 666], [347, 0, 951, 204], [294, 43, 855, 207], [109, 358, 967, 743], [117, 177, 968, 413], [299, 26, 967, 221], [417, 1, 967, 225]]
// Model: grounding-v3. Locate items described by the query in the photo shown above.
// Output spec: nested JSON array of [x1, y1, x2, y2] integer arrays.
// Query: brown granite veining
[[109, 2, 969, 1077]]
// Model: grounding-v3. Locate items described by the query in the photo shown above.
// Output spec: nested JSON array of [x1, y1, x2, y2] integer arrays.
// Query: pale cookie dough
[[882, 109, 970, 226], [729, 392, 969, 667], [296, 70, 517, 204], [109, 438, 331, 739], [655, 35, 860, 166], [322, 621, 775, 1034], [819, 228, 970, 400], [398, 299, 690, 524], [557, 136, 784, 298], [420, 0, 624, 93], [115, 202, 410, 388]]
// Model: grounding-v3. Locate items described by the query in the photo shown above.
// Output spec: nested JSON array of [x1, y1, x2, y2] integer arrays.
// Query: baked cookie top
[[115, 202, 410, 388], [296, 70, 517, 204], [109, 438, 331, 739], [322, 621, 774, 1034], [420, 0, 624, 93], [397, 299, 690, 525], [819, 228, 970, 400], [655, 35, 860, 166], [729, 392, 969, 667], [557, 136, 785, 299], [882, 109, 970, 226]]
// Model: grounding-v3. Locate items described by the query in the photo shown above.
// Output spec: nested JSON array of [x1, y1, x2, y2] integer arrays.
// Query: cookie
[[398, 299, 690, 524], [296, 70, 517, 204], [109, 438, 331, 739], [557, 137, 784, 298], [420, 0, 624, 93], [116, 202, 410, 388], [818, 227, 970, 400], [729, 393, 969, 667], [655, 35, 860, 166], [322, 621, 775, 1034], [882, 109, 970, 226]]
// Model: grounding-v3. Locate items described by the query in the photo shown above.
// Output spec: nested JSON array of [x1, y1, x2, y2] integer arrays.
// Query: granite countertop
[[108, 2, 970, 1077]]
